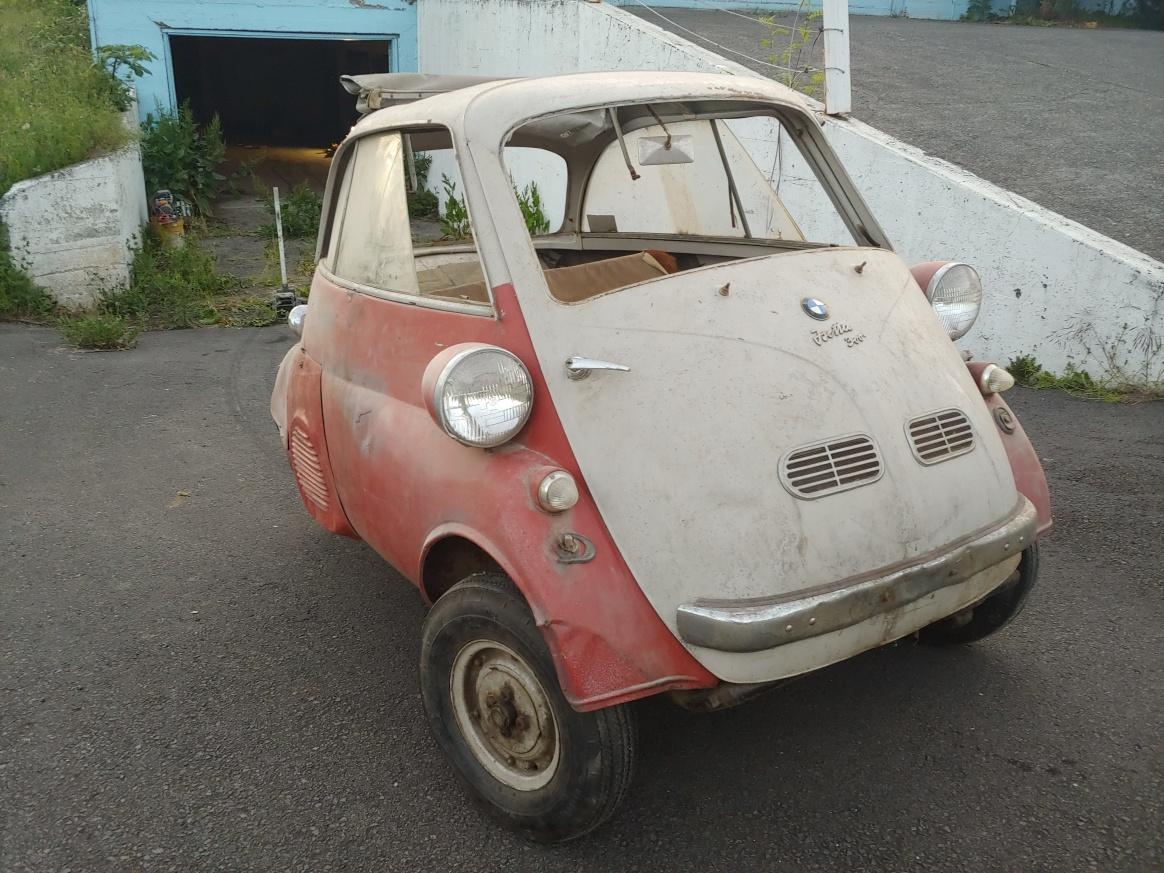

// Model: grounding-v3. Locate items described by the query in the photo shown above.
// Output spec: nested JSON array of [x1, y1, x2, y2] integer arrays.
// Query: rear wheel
[[919, 544, 1040, 645], [419, 573, 636, 842]]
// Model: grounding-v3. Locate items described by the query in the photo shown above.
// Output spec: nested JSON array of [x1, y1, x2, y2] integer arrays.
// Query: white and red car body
[[271, 72, 1051, 712]]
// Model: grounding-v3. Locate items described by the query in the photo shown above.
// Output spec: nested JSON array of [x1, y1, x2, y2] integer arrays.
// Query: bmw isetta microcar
[[271, 71, 1052, 841]]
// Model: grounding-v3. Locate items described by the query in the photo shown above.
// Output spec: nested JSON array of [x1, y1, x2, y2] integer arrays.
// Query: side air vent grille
[[780, 434, 883, 499], [289, 425, 329, 510]]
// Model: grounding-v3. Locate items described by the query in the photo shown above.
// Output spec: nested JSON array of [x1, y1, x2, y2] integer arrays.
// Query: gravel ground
[[1, 322, 1161, 872], [626, 9, 1164, 260]]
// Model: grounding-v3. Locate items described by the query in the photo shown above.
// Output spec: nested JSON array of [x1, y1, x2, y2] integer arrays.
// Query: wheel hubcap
[[450, 640, 560, 791]]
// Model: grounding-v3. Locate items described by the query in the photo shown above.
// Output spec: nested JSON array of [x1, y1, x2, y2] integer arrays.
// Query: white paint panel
[[511, 248, 1018, 679]]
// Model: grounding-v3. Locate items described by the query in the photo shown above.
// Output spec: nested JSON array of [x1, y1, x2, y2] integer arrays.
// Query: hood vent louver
[[780, 434, 884, 500], [907, 409, 975, 465]]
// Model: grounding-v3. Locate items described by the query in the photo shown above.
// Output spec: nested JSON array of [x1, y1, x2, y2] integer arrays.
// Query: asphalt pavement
[[1, 322, 1162, 872], [627, 9, 1164, 261]]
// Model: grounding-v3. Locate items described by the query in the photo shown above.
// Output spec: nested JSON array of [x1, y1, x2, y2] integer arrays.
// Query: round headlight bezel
[[925, 262, 983, 341], [432, 345, 534, 448]]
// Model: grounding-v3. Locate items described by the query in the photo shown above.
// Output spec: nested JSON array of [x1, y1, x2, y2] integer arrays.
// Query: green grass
[[0, 233, 57, 320], [0, 0, 129, 197], [81, 226, 280, 341], [1006, 354, 1162, 402], [57, 312, 138, 350], [102, 228, 238, 328]]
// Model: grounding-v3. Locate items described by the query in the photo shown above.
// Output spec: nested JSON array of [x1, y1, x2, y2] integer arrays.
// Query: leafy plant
[[0, 0, 128, 197], [962, 0, 996, 20], [1007, 354, 1043, 386], [140, 105, 227, 216], [260, 182, 322, 240], [96, 43, 155, 111], [407, 152, 439, 219], [1005, 354, 1155, 402], [439, 175, 472, 240], [1, 224, 56, 320], [57, 312, 138, 349], [515, 181, 551, 235], [760, 2, 825, 99]]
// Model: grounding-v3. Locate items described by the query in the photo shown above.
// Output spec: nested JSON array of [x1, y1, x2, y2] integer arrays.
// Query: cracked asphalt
[[1, 322, 1162, 871], [628, 10, 1164, 260]]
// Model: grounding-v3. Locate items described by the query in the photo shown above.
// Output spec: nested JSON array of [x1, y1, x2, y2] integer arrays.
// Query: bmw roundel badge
[[801, 297, 830, 320]]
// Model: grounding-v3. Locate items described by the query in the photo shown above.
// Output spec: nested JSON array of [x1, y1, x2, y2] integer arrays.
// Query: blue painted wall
[[87, 0, 418, 120]]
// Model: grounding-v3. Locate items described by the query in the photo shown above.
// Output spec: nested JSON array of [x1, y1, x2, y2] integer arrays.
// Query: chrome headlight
[[926, 263, 982, 341], [433, 346, 533, 448]]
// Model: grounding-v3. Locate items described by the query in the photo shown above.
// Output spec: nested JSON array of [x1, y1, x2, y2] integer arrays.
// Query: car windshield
[[503, 104, 862, 249], [498, 103, 869, 303]]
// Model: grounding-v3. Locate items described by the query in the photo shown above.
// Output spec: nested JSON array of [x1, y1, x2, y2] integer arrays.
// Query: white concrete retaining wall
[[419, 0, 1164, 383], [1, 110, 148, 309]]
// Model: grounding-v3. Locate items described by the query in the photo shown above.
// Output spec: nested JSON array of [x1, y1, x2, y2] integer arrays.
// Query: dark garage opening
[[170, 35, 390, 147]]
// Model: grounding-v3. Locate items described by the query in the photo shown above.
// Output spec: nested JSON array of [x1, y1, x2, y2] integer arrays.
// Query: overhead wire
[[622, 0, 821, 76]]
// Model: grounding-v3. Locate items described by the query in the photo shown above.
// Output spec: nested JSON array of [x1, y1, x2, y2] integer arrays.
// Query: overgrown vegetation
[[439, 176, 473, 240], [49, 225, 281, 349], [140, 105, 227, 216], [1007, 351, 1163, 402], [0, 227, 56, 320], [964, 0, 1161, 27], [515, 182, 551, 235], [760, 2, 825, 99], [57, 312, 139, 350], [437, 174, 552, 240], [259, 182, 322, 239], [407, 152, 439, 220], [96, 43, 156, 111], [0, 0, 130, 197], [104, 227, 236, 328]]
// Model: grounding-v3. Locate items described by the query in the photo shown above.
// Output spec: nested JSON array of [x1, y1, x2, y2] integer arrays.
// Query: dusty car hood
[[521, 248, 1018, 674]]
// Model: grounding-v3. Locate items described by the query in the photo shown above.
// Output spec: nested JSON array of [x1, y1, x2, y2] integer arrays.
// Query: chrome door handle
[[565, 356, 631, 380]]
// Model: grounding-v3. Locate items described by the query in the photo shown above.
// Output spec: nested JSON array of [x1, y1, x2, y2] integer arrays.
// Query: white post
[[822, 0, 852, 116], [272, 186, 289, 291]]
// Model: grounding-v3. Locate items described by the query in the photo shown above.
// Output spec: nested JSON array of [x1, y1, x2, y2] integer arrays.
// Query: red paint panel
[[963, 363, 1053, 536], [909, 260, 950, 294], [303, 276, 716, 710], [281, 347, 355, 538]]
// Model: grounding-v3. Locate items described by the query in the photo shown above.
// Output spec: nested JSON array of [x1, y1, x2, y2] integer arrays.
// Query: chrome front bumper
[[676, 497, 1038, 653]]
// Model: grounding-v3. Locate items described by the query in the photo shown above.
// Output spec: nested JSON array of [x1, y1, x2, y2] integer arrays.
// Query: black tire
[[419, 572, 636, 842], [918, 544, 1040, 646]]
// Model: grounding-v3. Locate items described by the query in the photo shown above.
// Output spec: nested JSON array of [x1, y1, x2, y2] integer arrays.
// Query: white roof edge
[[349, 70, 814, 136]]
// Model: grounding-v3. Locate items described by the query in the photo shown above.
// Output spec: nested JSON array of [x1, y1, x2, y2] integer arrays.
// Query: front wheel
[[419, 573, 636, 842], [918, 544, 1041, 645]]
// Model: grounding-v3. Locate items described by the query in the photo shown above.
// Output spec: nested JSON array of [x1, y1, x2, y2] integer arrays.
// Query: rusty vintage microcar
[[271, 72, 1052, 841]]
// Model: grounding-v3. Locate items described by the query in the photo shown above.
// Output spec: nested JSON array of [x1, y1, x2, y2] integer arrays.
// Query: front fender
[[981, 391, 1053, 537], [271, 343, 297, 447], [414, 448, 718, 712]]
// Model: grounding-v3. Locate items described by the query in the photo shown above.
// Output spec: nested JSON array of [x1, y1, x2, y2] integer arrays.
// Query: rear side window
[[325, 129, 489, 308], [329, 133, 418, 294]]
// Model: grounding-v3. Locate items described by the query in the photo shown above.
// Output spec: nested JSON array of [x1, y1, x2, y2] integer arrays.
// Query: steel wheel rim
[[450, 639, 560, 791]]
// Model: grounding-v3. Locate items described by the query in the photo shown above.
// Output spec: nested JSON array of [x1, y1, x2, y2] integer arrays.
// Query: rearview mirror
[[637, 135, 695, 166]]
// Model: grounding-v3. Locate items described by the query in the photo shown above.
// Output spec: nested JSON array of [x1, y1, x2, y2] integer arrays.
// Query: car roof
[[346, 71, 815, 149]]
